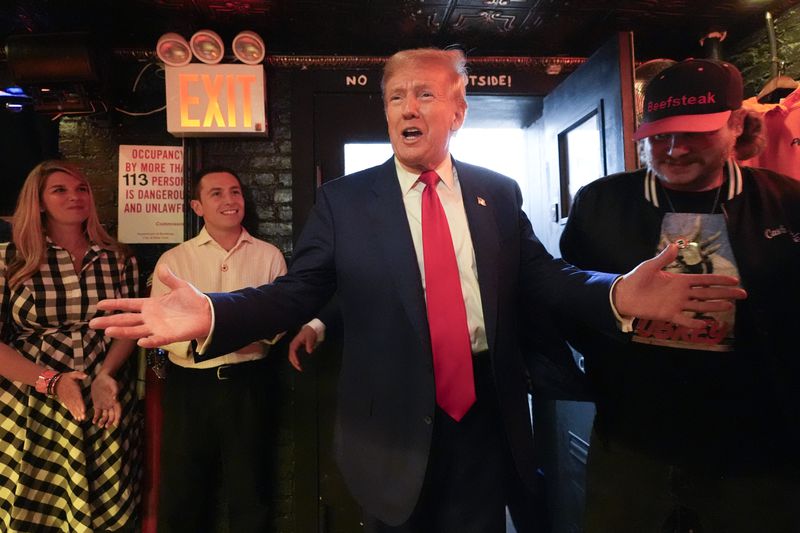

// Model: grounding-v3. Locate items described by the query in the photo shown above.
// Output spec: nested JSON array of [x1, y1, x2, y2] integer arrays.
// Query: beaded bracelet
[[46, 372, 63, 398], [34, 369, 57, 394]]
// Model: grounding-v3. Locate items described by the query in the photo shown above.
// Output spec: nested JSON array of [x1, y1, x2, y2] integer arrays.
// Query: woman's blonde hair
[[7, 160, 128, 289]]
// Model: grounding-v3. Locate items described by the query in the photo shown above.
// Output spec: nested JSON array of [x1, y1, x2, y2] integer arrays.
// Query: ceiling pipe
[[699, 30, 727, 61], [0, 44, 587, 74], [765, 11, 781, 79], [107, 48, 586, 72]]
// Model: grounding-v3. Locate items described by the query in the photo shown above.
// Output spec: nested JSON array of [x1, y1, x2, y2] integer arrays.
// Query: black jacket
[[560, 163, 800, 473]]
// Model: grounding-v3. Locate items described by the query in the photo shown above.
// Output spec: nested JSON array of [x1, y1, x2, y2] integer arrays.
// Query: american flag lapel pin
[[477, 196, 487, 206]]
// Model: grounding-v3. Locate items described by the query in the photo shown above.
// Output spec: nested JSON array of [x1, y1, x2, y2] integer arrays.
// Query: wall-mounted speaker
[[5, 32, 100, 84]]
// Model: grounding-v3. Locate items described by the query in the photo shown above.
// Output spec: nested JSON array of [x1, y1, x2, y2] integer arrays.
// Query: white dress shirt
[[153, 226, 287, 368], [309, 156, 488, 351], [394, 157, 489, 352], [307, 156, 489, 353]]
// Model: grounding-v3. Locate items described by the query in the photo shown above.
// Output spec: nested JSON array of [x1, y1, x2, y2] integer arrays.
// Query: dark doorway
[[529, 32, 636, 533], [290, 69, 544, 533], [291, 70, 388, 533]]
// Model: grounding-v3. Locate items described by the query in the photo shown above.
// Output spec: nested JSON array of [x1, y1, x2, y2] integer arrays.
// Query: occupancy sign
[[118, 144, 184, 243]]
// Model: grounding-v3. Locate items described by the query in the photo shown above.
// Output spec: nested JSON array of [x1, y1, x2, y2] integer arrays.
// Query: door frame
[[290, 68, 386, 533], [533, 31, 636, 533]]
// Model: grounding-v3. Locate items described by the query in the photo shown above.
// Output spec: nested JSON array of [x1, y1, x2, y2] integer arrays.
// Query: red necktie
[[419, 170, 476, 421]]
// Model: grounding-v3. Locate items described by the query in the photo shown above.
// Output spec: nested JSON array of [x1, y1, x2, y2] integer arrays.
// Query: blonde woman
[[0, 160, 141, 532]]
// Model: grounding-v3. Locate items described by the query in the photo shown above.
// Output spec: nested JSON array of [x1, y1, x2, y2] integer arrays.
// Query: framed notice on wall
[[117, 144, 184, 243]]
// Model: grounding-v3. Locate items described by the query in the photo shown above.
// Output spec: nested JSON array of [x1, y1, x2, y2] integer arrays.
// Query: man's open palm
[[90, 265, 212, 348]]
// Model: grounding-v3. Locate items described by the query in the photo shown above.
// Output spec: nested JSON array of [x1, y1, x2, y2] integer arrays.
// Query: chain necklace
[[661, 181, 723, 215]]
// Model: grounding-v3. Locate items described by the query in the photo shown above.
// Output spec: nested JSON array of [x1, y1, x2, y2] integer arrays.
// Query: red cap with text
[[634, 58, 743, 141]]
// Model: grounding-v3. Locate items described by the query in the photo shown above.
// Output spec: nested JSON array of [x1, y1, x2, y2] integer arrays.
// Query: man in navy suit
[[91, 48, 745, 532]]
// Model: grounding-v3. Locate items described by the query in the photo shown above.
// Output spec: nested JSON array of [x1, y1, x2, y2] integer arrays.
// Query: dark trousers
[[363, 355, 515, 533], [584, 433, 800, 533], [157, 358, 274, 533], [505, 462, 549, 533]]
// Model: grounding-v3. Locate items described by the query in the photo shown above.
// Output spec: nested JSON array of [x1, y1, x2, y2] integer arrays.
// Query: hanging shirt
[[740, 86, 800, 180]]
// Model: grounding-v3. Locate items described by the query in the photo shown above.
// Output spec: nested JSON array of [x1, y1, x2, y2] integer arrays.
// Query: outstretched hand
[[89, 265, 212, 348], [288, 324, 318, 372], [613, 243, 747, 328]]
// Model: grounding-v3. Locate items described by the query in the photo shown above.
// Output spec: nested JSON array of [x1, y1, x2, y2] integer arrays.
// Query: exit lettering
[[165, 64, 267, 137], [178, 73, 257, 128]]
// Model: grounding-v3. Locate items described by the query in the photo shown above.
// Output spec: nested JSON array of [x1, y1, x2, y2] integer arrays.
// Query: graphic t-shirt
[[633, 192, 740, 351]]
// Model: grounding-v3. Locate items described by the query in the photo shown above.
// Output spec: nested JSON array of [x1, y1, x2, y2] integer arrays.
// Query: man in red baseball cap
[[635, 58, 744, 140], [561, 58, 800, 533]]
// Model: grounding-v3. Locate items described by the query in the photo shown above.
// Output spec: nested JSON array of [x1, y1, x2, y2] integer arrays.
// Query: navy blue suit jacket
[[206, 158, 617, 524]]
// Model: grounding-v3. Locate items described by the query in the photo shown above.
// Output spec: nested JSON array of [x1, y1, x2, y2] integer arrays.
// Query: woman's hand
[[54, 371, 88, 421], [91, 402, 122, 428], [91, 373, 122, 428]]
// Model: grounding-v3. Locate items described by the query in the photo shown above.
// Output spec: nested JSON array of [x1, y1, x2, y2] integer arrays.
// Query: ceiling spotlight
[[232, 31, 266, 65], [156, 33, 192, 67], [190, 29, 224, 64]]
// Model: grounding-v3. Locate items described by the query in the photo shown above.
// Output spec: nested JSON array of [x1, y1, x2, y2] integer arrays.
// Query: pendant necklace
[[661, 181, 723, 215], [661, 182, 723, 251]]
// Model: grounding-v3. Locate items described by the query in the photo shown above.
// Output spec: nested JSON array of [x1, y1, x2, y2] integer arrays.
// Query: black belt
[[168, 357, 268, 381]]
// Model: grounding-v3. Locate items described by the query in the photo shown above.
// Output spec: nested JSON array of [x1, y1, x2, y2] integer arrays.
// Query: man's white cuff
[[194, 293, 216, 354], [610, 276, 634, 333], [307, 318, 326, 344]]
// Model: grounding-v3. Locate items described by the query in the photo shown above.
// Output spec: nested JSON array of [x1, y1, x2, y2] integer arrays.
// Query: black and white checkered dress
[[0, 241, 142, 532]]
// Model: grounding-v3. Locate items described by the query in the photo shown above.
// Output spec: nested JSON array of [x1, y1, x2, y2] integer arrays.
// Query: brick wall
[[199, 70, 294, 256], [58, 67, 296, 533]]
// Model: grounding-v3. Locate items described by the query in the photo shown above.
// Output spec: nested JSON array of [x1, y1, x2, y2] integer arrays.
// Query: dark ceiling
[[1, 0, 797, 61]]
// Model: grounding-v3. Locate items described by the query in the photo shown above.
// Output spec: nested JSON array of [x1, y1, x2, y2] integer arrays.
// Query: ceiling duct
[[5, 32, 100, 84]]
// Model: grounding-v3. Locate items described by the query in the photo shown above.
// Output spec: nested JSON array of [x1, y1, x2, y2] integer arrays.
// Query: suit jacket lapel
[[456, 161, 500, 355], [367, 158, 431, 350]]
